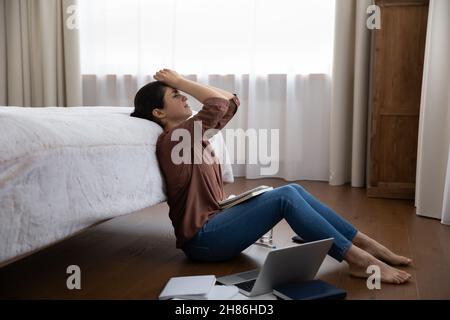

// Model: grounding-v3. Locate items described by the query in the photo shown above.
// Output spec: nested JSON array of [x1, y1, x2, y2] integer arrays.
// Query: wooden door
[[367, 0, 429, 199]]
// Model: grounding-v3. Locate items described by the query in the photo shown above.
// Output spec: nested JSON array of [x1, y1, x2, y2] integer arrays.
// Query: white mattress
[[0, 106, 234, 264]]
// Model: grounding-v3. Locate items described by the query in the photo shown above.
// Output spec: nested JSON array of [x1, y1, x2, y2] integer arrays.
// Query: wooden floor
[[1, 178, 449, 299]]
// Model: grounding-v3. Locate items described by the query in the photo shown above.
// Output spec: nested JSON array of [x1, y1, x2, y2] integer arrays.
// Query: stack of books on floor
[[159, 275, 240, 300], [272, 280, 347, 300]]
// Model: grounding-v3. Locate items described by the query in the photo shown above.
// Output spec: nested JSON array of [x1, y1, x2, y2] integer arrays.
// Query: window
[[79, 0, 335, 75]]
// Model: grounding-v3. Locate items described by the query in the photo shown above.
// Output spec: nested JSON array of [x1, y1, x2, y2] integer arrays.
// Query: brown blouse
[[156, 94, 240, 248]]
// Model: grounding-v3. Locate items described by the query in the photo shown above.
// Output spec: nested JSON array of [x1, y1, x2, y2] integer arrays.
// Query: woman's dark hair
[[131, 81, 169, 127]]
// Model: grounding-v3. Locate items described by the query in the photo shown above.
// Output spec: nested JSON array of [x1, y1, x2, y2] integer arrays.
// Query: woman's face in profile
[[161, 86, 192, 122]]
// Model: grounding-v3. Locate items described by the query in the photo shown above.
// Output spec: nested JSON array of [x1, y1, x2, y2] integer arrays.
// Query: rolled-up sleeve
[[192, 97, 230, 131], [174, 94, 240, 140], [215, 94, 240, 130], [156, 95, 240, 173]]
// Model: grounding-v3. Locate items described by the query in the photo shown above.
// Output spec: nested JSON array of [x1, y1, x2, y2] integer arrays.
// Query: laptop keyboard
[[235, 279, 257, 292]]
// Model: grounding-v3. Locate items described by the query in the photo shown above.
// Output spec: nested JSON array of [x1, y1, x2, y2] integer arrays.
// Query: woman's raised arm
[[153, 68, 227, 103]]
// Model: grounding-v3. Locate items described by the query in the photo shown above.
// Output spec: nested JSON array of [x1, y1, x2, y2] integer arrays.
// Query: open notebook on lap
[[219, 185, 273, 210]]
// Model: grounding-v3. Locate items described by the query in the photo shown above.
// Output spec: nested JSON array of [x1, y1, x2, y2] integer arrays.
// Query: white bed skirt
[[0, 106, 233, 264]]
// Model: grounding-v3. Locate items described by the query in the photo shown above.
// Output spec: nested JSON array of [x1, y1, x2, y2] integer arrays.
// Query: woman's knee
[[287, 183, 306, 193], [272, 184, 300, 203]]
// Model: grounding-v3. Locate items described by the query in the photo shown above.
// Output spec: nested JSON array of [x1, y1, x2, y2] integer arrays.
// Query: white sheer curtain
[[79, 0, 335, 180], [415, 0, 450, 225]]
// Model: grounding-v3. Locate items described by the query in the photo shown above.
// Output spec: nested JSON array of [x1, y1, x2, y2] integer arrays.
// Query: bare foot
[[352, 232, 413, 266], [344, 245, 412, 284]]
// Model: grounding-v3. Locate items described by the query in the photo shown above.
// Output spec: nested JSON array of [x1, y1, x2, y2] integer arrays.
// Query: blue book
[[273, 280, 346, 300]]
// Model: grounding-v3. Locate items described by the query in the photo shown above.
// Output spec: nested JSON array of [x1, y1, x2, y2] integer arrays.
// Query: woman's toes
[[398, 271, 411, 282], [400, 274, 408, 282], [401, 270, 412, 278], [398, 269, 408, 276], [397, 256, 412, 266]]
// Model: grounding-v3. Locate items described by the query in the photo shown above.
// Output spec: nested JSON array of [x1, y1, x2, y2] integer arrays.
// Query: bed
[[0, 106, 234, 265]]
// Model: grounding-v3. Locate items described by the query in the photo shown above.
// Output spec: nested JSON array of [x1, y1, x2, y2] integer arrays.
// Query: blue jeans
[[181, 183, 358, 263]]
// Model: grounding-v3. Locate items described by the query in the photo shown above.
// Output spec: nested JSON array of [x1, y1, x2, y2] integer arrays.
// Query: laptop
[[216, 238, 334, 297]]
